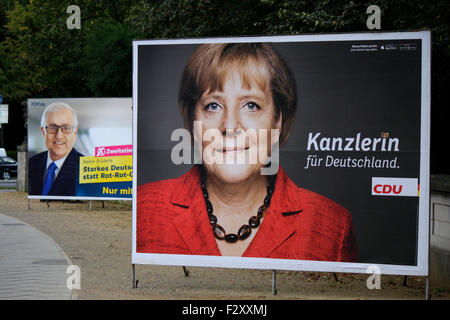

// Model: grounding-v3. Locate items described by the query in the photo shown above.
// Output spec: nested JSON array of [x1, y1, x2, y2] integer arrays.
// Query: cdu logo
[[371, 177, 419, 197]]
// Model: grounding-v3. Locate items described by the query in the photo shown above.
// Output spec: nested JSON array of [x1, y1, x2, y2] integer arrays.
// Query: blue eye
[[243, 102, 261, 111], [205, 102, 222, 111]]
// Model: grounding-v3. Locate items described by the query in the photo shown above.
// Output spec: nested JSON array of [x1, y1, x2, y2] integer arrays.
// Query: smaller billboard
[[27, 98, 132, 200]]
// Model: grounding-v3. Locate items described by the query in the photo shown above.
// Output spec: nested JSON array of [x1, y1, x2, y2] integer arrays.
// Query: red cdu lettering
[[374, 184, 383, 193], [392, 185, 403, 194], [382, 185, 392, 194], [372, 177, 416, 197]]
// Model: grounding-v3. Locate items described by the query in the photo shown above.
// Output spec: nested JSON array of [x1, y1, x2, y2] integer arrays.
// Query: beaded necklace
[[200, 170, 276, 243]]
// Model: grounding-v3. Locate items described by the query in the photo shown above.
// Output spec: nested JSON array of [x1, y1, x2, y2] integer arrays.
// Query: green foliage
[[141, 0, 276, 38], [0, 0, 448, 171], [1, 0, 84, 100], [0, 0, 17, 41], [1, 0, 448, 103], [0, 0, 140, 101], [83, 19, 135, 96]]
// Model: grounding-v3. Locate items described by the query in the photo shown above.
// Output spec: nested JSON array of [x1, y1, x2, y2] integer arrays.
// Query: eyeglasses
[[45, 125, 74, 134]]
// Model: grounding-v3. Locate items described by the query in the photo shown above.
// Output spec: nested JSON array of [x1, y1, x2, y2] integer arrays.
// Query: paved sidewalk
[[0, 213, 73, 299]]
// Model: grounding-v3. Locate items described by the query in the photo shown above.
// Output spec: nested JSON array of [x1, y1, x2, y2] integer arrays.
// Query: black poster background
[[136, 38, 422, 266]]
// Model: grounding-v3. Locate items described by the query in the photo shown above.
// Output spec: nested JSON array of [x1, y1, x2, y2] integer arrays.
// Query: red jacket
[[137, 166, 357, 262]]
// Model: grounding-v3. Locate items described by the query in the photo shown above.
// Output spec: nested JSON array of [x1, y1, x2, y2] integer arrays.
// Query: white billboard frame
[[132, 31, 431, 276]]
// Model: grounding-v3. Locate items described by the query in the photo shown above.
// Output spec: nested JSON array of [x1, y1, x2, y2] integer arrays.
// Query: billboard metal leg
[[182, 266, 190, 277], [425, 276, 430, 300], [272, 270, 277, 295], [333, 273, 339, 282], [102, 200, 105, 208], [132, 264, 136, 288], [89, 200, 92, 211], [28, 199, 31, 210]]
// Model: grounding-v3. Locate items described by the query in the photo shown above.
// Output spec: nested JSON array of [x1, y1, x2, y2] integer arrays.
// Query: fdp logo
[[371, 177, 419, 197]]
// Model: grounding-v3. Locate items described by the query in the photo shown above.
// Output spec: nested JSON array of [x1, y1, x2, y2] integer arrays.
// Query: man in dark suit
[[29, 102, 84, 196]]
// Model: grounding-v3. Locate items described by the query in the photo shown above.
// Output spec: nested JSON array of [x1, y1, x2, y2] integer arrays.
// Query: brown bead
[[249, 216, 260, 228], [209, 215, 217, 225], [225, 234, 238, 243], [238, 225, 251, 240], [264, 195, 271, 207], [257, 206, 265, 218], [206, 200, 213, 214], [213, 224, 226, 240]]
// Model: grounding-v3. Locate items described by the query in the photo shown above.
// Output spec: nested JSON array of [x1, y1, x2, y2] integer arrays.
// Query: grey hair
[[40, 102, 78, 128]]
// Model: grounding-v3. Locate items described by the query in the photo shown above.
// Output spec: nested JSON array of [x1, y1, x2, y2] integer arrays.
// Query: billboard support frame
[[27, 198, 128, 211], [132, 30, 432, 295], [128, 265, 431, 298], [130, 263, 281, 296], [132, 264, 136, 288], [272, 270, 277, 295]]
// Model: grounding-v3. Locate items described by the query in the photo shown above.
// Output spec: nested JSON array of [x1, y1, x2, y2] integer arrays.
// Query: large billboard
[[132, 31, 430, 276], [28, 98, 133, 200]]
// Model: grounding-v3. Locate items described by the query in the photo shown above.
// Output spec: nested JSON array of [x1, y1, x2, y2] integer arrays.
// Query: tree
[[0, 0, 141, 102], [126, 0, 277, 38], [83, 19, 136, 97], [0, 0, 448, 172]]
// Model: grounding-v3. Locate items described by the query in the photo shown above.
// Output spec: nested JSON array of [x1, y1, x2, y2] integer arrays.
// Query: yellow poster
[[79, 156, 132, 184]]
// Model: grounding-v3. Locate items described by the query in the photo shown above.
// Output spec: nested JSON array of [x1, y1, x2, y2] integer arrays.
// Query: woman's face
[[194, 62, 282, 184]]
